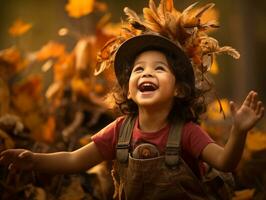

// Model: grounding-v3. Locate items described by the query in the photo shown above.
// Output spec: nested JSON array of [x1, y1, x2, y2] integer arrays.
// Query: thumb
[[230, 101, 237, 116]]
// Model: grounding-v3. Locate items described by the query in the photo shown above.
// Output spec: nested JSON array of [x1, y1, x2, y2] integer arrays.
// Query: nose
[[141, 68, 153, 78]]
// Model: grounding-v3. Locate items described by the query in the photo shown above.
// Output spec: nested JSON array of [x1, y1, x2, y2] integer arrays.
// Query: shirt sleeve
[[181, 122, 214, 159], [91, 117, 124, 160]]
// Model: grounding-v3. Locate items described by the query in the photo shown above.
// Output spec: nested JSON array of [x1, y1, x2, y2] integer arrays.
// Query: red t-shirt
[[91, 116, 214, 177]]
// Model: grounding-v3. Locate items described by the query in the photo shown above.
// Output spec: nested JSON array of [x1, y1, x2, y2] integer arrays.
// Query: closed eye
[[133, 66, 144, 73], [155, 66, 166, 72]]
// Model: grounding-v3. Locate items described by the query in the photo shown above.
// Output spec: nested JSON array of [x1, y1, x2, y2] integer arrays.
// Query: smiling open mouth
[[138, 82, 158, 92]]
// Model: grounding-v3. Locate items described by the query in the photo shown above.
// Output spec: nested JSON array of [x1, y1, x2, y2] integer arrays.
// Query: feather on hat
[[95, 0, 240, 89]]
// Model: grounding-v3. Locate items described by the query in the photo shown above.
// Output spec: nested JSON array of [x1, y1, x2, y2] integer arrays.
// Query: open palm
[[230, 91, 264, 133]]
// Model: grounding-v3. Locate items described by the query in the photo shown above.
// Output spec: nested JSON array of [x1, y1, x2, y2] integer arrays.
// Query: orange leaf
[[246, 131, 266, 151], [65, 0, 95, 18], [36, 41, 66, 61], [206, 99, 230, 121], [42, 116, 56, 143], [8, 19, 32, 37]]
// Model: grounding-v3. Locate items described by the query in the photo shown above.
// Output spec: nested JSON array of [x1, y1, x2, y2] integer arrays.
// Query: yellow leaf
[[65, 0, 95, 18], [246, 131, 266, 151], [206, 99, 230, 121], [8, 19, 32, 37], [210, 57, 219, 74]]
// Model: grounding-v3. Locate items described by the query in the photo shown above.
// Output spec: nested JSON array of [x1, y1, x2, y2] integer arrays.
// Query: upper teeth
[[138, 82, 158, 92]]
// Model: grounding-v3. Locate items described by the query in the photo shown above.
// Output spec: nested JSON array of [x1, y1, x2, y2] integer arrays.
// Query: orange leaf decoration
[[8, 19, 32, 37], [36, 41, 66, 61], [65, 0, 95, 18]]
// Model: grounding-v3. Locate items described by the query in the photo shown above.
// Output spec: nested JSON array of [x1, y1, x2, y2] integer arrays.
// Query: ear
[[127, 91, 131, 99]]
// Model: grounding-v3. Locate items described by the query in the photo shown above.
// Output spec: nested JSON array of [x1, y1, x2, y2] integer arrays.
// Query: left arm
[[201, 91, 264, 172]]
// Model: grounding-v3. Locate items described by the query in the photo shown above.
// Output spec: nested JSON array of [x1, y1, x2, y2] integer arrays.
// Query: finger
[[258, 106, 265, 119], [250, 92, 258, 110], [243, 91, 254, 107], [19, 150, 29, 158], [230, 101, 236, 116], [255, 101, 263, 115]]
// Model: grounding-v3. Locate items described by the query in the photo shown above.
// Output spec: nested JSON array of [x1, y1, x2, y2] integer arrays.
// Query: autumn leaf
[[246, 131, 266, 151], [65, 0, 95, 18], [8, 19, 32, 37], [0, 46, 27, 74], [53, 53, 75, 82], [209, 57, 219, 74], [42, 116, 56, 143], [11, 75, 43, 113], [206, 99, 230, 121], [36, 41, 66, 61]]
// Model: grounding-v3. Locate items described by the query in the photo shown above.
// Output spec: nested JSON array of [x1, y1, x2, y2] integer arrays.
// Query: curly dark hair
[[112, 46, 208, 123]]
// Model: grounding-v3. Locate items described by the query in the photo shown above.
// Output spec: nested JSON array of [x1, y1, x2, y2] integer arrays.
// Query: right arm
[[0, 141, 104, 174]]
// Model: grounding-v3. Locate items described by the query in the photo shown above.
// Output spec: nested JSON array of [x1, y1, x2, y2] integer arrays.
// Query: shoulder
[[90, 116, 127, 160], [93, 116, 125, 137], [181, 121, 214, 158]]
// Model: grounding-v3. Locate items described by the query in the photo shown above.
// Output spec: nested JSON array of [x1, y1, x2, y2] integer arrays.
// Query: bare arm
[[201, 91, 264, 172], [0, 142, 104, 174]]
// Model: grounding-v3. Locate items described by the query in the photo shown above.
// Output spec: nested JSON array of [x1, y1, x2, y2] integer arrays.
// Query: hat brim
[[114, 34, 193, 86]]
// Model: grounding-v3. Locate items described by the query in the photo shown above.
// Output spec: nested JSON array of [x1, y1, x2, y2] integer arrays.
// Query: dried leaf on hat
[[8, 19, 32, 37], [209, 56, 219, 74]]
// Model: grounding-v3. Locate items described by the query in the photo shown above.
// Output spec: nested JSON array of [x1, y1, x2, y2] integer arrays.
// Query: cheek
[[128, 77, 137, 98]]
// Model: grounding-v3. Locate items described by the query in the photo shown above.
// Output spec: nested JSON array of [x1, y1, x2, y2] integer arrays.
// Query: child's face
[[128, 50, 178, 109]]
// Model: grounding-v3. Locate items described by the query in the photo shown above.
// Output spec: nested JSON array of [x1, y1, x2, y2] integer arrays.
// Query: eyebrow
[[134, 61, 168, 66]]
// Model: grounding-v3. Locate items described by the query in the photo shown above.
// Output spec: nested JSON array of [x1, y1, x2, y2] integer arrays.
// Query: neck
[[138, 105, 171, 132]]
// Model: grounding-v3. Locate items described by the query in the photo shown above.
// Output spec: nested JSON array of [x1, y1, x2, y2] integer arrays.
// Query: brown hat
[[114, 33, 194, 86]]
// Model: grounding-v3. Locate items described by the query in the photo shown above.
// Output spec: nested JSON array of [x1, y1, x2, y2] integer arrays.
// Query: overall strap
[[116, 116, 136, 163], [165, 120, 183, 166]]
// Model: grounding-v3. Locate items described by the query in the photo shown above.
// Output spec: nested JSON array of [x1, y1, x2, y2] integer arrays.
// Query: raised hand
[[230, 91, 264, 133], [0, 149, 35, 171]]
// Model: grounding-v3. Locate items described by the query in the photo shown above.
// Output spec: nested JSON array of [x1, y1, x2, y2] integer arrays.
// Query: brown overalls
[[111, 117, 230, 200]]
